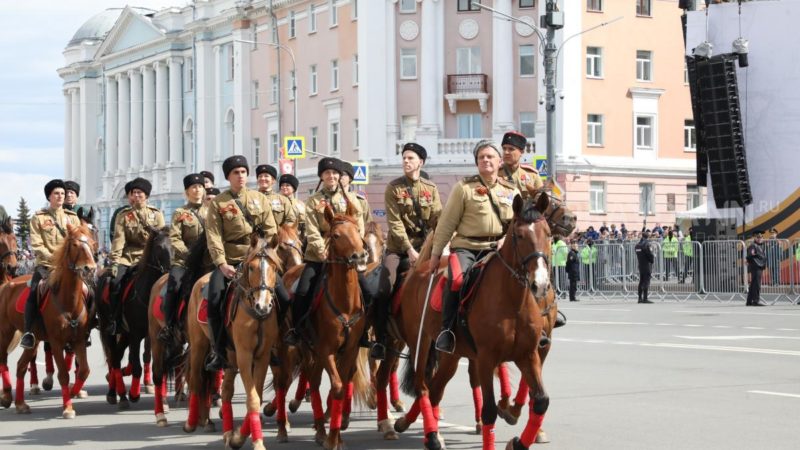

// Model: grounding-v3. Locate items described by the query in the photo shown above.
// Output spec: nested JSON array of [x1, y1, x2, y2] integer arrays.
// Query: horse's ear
[[66, 222, 76, 234], [345, 198, 357, 219], [324, 204, 336, 225], [535, 189, 550, 213], [250, 230, 261, 248], [513, 194, 524, 217], [269, 233, 279, 249]]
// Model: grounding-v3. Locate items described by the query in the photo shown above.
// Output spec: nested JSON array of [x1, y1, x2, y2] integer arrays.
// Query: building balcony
[[445, 74, 489, 114], [396, 138, 535, 163]]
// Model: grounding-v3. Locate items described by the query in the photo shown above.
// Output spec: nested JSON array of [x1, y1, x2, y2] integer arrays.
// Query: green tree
[[16, 197, 31, 245]]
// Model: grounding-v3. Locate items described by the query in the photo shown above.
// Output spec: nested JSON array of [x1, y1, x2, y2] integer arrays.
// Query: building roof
[[68, 7, 155, 47]]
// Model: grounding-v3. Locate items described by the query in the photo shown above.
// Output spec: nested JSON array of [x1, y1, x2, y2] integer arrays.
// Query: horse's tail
[[400, 341, 438, 397], [349, 347, 374, 408], [7, 330, 20, 354]]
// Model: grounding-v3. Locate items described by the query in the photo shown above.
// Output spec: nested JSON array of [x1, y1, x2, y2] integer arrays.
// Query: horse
[[97, 226, 171, 409], [274, 222, 304, 272], [391, 192, 554, 450], [538, 179, 576, 238], [0, 222, 97, 418], [0, 216, 18, 284]]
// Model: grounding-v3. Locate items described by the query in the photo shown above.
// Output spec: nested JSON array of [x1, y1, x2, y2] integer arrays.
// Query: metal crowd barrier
[[758, 239, 795, 304]]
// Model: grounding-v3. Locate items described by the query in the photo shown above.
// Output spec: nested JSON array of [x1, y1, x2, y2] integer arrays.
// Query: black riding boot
[[275, 274, 290, 325], [21, 290, 39, 349], [285, 262, 321, 346], [435, 290, 458, 354], [106, 266, 129, 335], [204, 269, 228, 371], [369, 299, 389, 360], [158, 267, 184, 343]]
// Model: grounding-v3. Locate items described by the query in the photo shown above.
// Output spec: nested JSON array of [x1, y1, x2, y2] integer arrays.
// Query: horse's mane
[[0, 217, 13, 234], [177, 233, 210, 303], [331, 213, 358, 227], [137, 226, 171, 272], [247, 235, 283, 274], [364, 221, 384, 245], [48, 224, 93, 290], [277, 223, 299, 242]]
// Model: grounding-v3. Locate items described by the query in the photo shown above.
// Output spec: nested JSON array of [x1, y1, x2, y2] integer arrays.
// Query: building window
[[520, 112, 536, 138], [270, 133, 279, 160], [456, 47, 481, 74], [587, 0, 603, 12], [251, 80, 259, 109], [289, 11, 296, 38], [684, 119, 696, 152], [253, 137, 261, 164], [400, 48, 417, 79], [520, 0, 535, 8], [684, 62, 689, 84], [289, 70, 296, 100], [635, 115, 653, 149], [353, 54, 359, 85], [353, 119, 359, 149], [686, 185, 700, 210], [639, 183, 655, 215], [519, 45, 535, 77], [185, 58, 194, 91], [589, 181, 606, 214], [400, 0, 416, 13], [309, 4, 317, 32], [310, 126, 318, 154], [329, 121, 340, 155], [270, 76, 278, 104], [458, 0, 480, 12], [587, 114, 604, 146], [330, 0, 338, 27], [310, 65, 318, 95], [227, 44, 235, 80], [331, 59, 339, 91], [401, 115, 417, 141], [636, 0, 652, 17], [636, 50, 652, 81], [457, 113, 482, 139], [586, 47, 603, 78]]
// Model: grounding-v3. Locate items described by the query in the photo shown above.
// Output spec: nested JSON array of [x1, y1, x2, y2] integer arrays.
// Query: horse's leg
[[43, 341, 54, 391], [427, 353, 460, 432], [69, 342, 90, 409], [274, 347, 294, 443], [28, 356, 40, 395], [309, 364, 327, 445], [508, 353, 548, 450], [232, 345, 264, 450], [289, 370, 308, 412], [496, 362, 512, 409], [341, 381, 354, 431], [374, 352, 399, 440], [114, 336, 130, 410], [367, 356, 378, 410], [476, 360, 500, 450], [251, 343, 272, 450], [390, 359, 405, 412], [220, 368, 238, 446], [143, 338, 154, 393], [48, 342, 77, 419], [322, 352, 348, 450], [212, 368, 223, 407], [13, 348, 35, 414], [152, 339, 167, 427], [128, 338, 143, 403], [468, 360, 483, 434], [0, 341, 12, 408]]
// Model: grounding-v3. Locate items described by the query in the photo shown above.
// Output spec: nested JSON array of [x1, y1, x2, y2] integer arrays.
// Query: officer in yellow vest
[[285, 157, 364, 346], [429, 140, 520, 353], [681, 229, 694, 285], [107, 178, 165, 335], [20, 179, 81, 349], [580, 239, 598, 291], [499, 131, 544, 197], [256, 164, 296, 227], [159, 174, 209, 343], [278, 173, 307, 238], [339, 161, 373, 226], [552, 235, 568, 292], [662, 230, 679, 281]]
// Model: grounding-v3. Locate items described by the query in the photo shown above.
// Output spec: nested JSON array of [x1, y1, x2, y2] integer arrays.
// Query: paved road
[[2, 300, 799, 449]]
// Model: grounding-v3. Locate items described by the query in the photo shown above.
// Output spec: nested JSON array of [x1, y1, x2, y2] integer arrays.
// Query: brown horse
[[0, 216, 18, 284], [538, 179, 576, 238], [392, 193, 554, 450], [0, 223, 97, 418], [274, 223, 304, 271]]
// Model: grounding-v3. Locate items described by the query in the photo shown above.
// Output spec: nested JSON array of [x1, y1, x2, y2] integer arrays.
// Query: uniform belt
[[465, 235, 503, 243]]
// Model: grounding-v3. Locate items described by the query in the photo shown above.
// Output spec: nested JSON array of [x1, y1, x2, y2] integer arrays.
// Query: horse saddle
[[152, 283, 187, 324], [457, 252, 495, 310], [197, 281, 237, 325]]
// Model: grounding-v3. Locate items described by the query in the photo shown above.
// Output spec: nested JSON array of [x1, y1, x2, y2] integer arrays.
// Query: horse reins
[[322, 219, 366, 352], [48, 234, 95, 336]]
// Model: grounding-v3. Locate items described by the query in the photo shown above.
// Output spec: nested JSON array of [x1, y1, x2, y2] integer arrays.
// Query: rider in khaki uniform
[[285, 157, 364, 345], [159, 174, 209, 342], [204, 156, 284, 370], [20, 179, 81, 349], [339, 161, 374, 226], [499, 131, 543, 198], [279, 173, 307, 238], [430, 140, 520, 353], [107, 177, 166, 335], [256, 164, 297, 227]]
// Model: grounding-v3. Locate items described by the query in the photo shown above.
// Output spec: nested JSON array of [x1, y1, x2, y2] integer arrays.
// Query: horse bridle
[[234, 244, 276, 320], [326, 220, 369, 268], [48, 234, 95, 334]]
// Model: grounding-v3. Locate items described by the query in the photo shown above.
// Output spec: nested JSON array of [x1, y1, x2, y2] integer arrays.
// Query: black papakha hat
[[126, 177, 152, 197], [206, 187, 221, 196], [318, 157, 342, 177], [44, 179, 66, 199], [64, 181, 80, 197], [340, 161, 355, 179], [222, 155, 249, 179], [279, 174, 299, 192], [401, 142, 427, 161], [255, 164, 278, 179], [200, 170, 214, 183], [183, 173, 205, 190], [501, 131, 528, 151]]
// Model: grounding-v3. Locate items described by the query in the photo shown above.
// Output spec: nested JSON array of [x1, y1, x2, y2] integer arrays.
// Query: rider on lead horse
[[20, 179, 81, 349]]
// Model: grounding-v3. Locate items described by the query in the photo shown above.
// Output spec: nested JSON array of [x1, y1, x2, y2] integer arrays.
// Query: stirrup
[[538, 330, 551, 348], [554, 310, 567, 328], [157, 326, 173, 343], [434, 330, 455, 354], [284, 328, 300, 346], [204, 350, 227, 371], [369, 342, 386, 361], [20, 332, 36, 350]]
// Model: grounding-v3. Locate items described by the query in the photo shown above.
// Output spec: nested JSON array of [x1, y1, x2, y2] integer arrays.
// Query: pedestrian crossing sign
[[534, 156, 548, 180], [351, 162, 369, 185], [283, 136, 305, 159]]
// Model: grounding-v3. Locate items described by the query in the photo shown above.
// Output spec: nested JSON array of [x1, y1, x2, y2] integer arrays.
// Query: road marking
[[655, 323, 674, 326], [674, 310, 800, 317], [743, 326, 765, 330], [675, 335, 800, 341], [712, 325, 733, 329], [683, 324, 704, 327], [557, 337, 800, 356], [777, 328, 798, 331], [748, 390, 800, 399], [570, 320, 649, 325], [439, 421, 477, 432], [559, 308, 632, 312]]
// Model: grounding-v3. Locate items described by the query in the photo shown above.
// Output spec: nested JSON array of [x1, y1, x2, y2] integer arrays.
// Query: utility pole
[[543, 0, 563, 182]]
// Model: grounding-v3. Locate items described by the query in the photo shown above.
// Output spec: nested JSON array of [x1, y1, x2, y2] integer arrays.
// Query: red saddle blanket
[[15, 287, 53, 314], [197, 288, 236, 325], [152, 295, 186, 323], [392, 276, 447, 316], [100, 279, 135, 305]]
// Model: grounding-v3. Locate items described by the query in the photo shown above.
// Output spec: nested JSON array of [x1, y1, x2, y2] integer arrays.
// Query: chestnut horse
[[0, 216, 18, 283], [0, 222, 97, 418], [392, 193, 554, 450]]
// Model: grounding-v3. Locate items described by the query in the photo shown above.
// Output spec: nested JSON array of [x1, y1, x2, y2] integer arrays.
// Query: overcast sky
[[0, 1, 184, 215]]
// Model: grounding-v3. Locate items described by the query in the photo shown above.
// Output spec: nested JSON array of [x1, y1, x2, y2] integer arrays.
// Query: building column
[[142, 65, 156, 168], [233, 21, 251, 157], [168, 57, 184, 164], [195, 39, 213, 174], [105, 77, 118, 173], [64, 90, 72, 179], [129, 69, 143, 170], [384, 0, 398, 161], [416, 0, 443, 155], [214, 45, 223, 160], [155, 61, 169, 166], [492, 0, 515, 142], [70, 88, 81, 181], [117, 73, 130, 172]]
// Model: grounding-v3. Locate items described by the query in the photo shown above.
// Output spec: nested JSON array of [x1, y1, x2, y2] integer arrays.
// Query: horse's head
[[55, 223, 98, 285], [324, 205, 368, 272], [140, 226, 172, 274], [535, 180, 576, 238], [240, 236, 281, 318], [364, 221, 385, 265], [505, 192, 552, 299], [0, 217, 18, 278], [273, 223, 303, 271]]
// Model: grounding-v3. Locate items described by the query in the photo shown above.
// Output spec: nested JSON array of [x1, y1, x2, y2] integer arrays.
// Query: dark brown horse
[[392, 193, 554, 450], [0, 216, 17, 284], [0, 223, 97, 418]]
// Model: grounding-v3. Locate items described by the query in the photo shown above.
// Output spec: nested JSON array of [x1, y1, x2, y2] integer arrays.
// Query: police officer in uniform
[[285, 157, 364, 346], [339, 161, 373, 226], [746, 230, 768, 306], [159, 174, 209, 342], [566, 239, 580, 301], [20, 179, 82, 349], [430, 140, 520, 353], [635, 232, 654, 304], [205, 156, 281, 370], [499, 131, 543, 198], [256, 164, 296, 227], [64, 181, 84, 217], [279, 173, 307, 237], [107, 178, 166, 335]]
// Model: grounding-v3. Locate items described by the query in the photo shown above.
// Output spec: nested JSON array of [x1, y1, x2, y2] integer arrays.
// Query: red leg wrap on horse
[[70, 378, 85, 398], [187, 394, 199, 428], [433, 405, 441, 421], [143, 362, 152, 385], [519, 413, 545, 447], [249, 411, 263, 441], [390, 371, 401, 402], [377, 389, 389, 422], [45, 349, 54, 374], [514, 379, 529, 407], [122, 364, 132, 376], [420, 395, 437, 435], [65, 352, 74, 372], [1, 365, 11, 389], [214, 369, 223, 391], [481, 423, 496, 450], [405, 397, 421, 423], [329, 398, 344, 430], [61, 386, 72, 408], [239, 411, 252, 437], [161, 378, 167, 397], [472, 387, 483, 422], [276, 389, 287, 422], [294, 373, 308, 401], [343, 382, 354, 416], [15, 378, 24, 404], [154, 383, 164, 415], [326, 391, 331, 411], [221, 401, 234, 432], [29, 361, 38, 385], [130, 377, 141, 398], [115, 369, 126, 396], [498, 364, 511, 399], [311, 390, 324, 421]]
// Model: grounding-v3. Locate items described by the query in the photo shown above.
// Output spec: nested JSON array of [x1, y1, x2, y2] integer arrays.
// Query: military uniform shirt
[[206, 187, 277, 267], [501, 163, 543, 198], [30, 207, 81, 268], [109, 204, 166, 267], [304, 187, 364, 263], [354, 192, 374, 226], [432, 176, 519, 256], [170, 202, 208, 268], [385, 176, 442, 254], [260, 190, 297, 227], [284, 196, 307, 231]]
